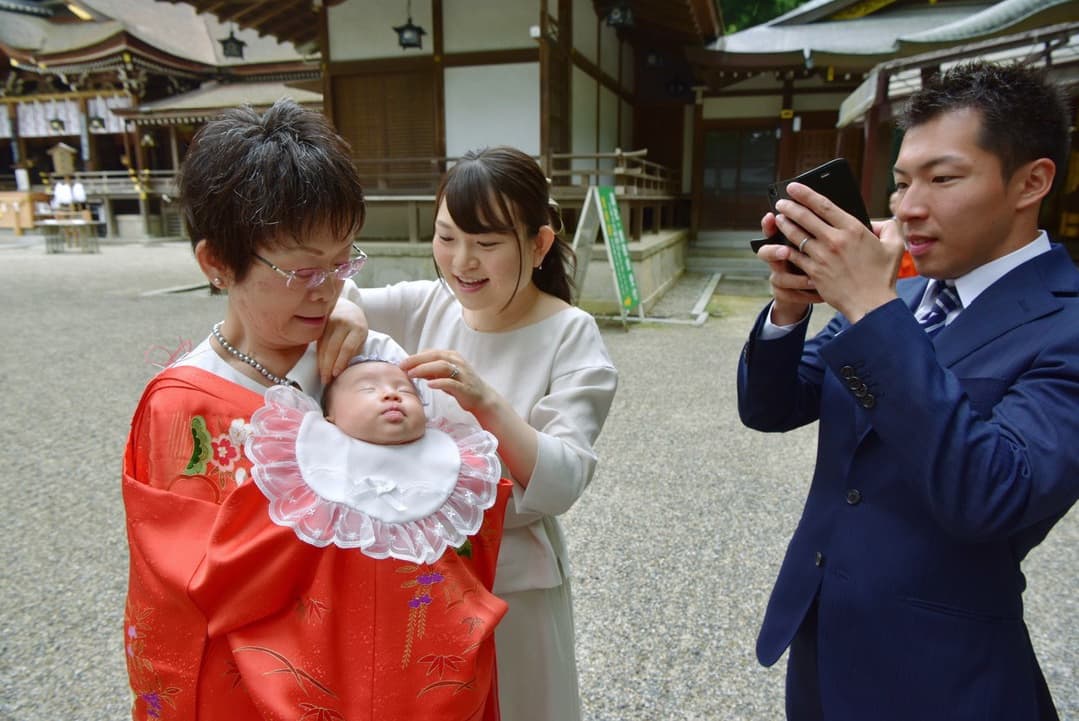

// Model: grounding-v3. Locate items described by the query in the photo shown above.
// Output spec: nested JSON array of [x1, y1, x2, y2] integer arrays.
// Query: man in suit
[[738, 61, 1078, 720]]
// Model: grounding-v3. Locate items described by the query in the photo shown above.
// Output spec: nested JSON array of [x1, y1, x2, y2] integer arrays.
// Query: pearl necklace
[[211, 321, 298, 388]]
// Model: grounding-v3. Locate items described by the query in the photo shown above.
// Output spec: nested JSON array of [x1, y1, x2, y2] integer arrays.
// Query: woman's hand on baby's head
[[401, 350, 490, 414], [318, 299, 370, 385]]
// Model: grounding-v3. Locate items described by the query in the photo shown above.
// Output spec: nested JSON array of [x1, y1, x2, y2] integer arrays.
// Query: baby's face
[[325, 362, 426, 444]]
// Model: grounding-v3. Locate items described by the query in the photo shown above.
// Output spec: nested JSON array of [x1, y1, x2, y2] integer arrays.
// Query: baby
[[245, 354, 502, 564], [323, 358, 427, 445]]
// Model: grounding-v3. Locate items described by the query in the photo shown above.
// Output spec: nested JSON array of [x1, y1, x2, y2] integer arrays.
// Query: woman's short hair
[[180, 98, 366, 285]]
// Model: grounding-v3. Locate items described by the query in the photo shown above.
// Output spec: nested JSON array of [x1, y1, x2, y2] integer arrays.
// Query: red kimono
[[122, 366, 510, 720]]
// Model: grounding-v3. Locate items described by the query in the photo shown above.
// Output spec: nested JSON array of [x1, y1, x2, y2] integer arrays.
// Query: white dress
[[345, 279, 618, 721]]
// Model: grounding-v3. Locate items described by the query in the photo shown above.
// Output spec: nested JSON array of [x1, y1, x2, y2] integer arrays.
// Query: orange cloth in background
[[897, 249, 918, 279], [123, 365, 509, 720]]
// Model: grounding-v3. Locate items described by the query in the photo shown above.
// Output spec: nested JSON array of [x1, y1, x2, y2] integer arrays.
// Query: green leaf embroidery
[[184, 416, 212, 475], [455, 539, 472, 558]]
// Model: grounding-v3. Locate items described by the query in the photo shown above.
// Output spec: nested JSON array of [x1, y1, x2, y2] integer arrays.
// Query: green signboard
[[596, 185, 640, 315]]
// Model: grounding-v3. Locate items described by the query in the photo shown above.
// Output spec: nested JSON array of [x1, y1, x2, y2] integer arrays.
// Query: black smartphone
[[749, 158, 871, 273]]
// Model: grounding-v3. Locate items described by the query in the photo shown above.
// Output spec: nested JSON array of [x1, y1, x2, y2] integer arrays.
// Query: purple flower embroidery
[[127, 625, 138, 638], [408, 594, 432, 608], [141, 692, 163, 718], [417, 572, 444, 586]]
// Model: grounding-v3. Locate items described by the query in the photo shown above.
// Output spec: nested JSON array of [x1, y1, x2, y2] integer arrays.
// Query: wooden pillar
[[78, 97, 100, 171], [132, 122, 150, 237], [318, 3, 333, 126], [689, 87, 704, 241], [103, 196, 116, 239], [538, 0, 550, 171], [432, 0, 445, 163], [169, 125, 179, 170], [776, 77, 796, 179], [5, 103, 23, 168], [860, 70, 889, 202]]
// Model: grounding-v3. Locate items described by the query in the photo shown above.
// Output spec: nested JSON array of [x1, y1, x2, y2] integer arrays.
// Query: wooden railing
[[349, 149, 680, 198], [547, 148, 679, 197], [351, 157, 447, 194], [39, 169, 179, 198], [3, 150, 678, 200], [1, 150, 681, 241]]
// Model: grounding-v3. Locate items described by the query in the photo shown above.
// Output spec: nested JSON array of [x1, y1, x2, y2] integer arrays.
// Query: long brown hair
[[435, 146, 575, 305]]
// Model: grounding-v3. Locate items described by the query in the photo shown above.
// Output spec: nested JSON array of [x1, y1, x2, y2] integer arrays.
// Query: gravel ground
[[0, 239, 1074, 720]]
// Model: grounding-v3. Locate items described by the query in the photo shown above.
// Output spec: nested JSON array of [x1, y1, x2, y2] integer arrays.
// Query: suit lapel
[[849, 247, 1076, 444], [933, 246, 1074, 367]]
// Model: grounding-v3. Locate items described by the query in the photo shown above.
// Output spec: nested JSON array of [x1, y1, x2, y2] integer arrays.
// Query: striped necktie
[[918, 280, 962, 337]]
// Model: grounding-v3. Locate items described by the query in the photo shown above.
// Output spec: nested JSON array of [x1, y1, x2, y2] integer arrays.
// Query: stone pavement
[[0, 239, 1075, 720]]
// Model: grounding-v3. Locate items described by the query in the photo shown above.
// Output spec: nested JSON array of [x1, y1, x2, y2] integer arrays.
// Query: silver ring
[[448, 363, 460, 380], [798, 236, 812, 253]]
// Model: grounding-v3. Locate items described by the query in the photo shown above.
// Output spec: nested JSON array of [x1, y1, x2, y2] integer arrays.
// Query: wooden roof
[[154, 0, 345, 50], [163, 0, 723, 52], [688, 0, 1079, 87], [594, 0, 723, 45]]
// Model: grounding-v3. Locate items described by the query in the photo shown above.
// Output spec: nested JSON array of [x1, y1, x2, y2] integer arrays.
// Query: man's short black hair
[[900, 61, 1072, 182]]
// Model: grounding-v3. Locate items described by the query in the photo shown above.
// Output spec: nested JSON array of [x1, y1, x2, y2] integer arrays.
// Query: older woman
[[122, 99, 508, 721]]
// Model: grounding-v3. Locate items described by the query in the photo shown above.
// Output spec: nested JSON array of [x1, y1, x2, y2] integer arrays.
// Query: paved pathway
[[1, 240, 1074, 719]]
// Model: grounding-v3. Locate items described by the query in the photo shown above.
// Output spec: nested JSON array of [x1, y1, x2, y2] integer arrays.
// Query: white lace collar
[[245, 385, 501, 564]]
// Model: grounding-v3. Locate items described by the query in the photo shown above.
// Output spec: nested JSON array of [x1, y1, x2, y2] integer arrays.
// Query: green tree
[[723, 0, 804, 33]]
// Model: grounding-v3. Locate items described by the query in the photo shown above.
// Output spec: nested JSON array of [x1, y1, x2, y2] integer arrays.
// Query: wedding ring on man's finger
[[799, 236, 812, 253], [448, 363, 460, 380]]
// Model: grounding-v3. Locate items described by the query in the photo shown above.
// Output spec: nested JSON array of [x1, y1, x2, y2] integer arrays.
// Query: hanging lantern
[[393, 0, 426, 50], [219, 27, 247, 59], [605, 1, 634, 29]]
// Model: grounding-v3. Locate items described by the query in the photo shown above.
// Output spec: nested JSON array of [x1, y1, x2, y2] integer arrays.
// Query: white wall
[[682, 104, 694, 191], [571, 65, 598, 178], [793, 93, 851, 112], [599, 24, 619, 79], [621, 45, 634, 92], [702, 90, 850, 119], [443, 0, 539, 52], [329, 0, 434, 61], [620, 98, 634, 150], [702, 95, 782, 119], [598, 86, 619, 181], [444, 63, 540, 156], [572, 0, 597, 62]]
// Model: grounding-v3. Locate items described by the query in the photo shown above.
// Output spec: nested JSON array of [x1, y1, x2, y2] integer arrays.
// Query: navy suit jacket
[[737, 244, 1079, 720]]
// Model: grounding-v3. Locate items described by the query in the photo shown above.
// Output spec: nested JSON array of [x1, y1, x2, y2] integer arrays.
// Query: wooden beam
[[433, 0, 445, 160], [688, 0, 722, 39], [233, 2, 295, 28]]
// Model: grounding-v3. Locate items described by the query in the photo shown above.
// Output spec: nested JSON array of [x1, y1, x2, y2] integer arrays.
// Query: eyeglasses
[[253, 244, 368, 290]]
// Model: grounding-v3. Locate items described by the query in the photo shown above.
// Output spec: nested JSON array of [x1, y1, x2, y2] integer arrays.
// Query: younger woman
[[346, 146, 619, 721]]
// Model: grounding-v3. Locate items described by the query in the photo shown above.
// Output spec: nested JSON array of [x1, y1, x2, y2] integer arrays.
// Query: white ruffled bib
[[245, 385, 501, 564]]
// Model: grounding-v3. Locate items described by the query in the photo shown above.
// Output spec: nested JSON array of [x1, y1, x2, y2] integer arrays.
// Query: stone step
[[686, 255, 769, 275], [714, 275, 774, 297], [686, 239, 772, 295], [693, 231, 759, 250]]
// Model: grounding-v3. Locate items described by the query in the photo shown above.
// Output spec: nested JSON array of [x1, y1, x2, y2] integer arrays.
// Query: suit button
[[814, 551, 824, 567], [840, 365, 856, 379], [852, 383, 868, 397], [846, 489, 862, 505], [846, 377, 863, 390], [860, 394, 876, 409]]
